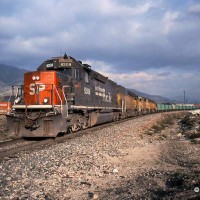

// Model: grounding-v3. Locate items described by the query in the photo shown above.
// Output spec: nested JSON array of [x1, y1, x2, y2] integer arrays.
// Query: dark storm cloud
[[0, 0, 200, 72], [156, 72, 171, 77], [0, 0, 199, 100], [188, 2, 200, 16]]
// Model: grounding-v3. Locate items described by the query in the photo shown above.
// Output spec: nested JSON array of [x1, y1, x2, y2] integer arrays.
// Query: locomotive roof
[[36, 55, 156, 100], [37, 55, 81, 71], [36, 55, 115, 84]]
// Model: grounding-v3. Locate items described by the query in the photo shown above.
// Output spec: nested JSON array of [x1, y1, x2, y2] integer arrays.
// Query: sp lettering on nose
[[29, 83, 46, 95]]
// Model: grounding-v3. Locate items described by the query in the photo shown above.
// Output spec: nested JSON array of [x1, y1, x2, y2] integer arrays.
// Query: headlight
[[43, 98, 49, 104], [15, 97, 21, 104], [32, 76, 40, 80]]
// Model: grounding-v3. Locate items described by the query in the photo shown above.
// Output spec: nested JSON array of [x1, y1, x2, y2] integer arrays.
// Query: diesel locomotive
[[6, 54, 156, 137]]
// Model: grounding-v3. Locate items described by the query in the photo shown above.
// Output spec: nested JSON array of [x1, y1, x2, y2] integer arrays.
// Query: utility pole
[[184, 90, 186, 104]]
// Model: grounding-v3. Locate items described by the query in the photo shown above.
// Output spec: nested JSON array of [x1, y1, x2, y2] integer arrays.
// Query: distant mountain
[[0, 64, 28, 86], [0, 64, 197, 104], [128, 88, 199, 104], [128, 88, 174, 104], [0, 64, 28, 100], [0, 80, 6, 87], [169, 95, 200, 104]]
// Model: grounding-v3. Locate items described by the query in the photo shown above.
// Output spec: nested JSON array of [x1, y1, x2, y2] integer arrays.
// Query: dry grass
[[145, 113, 181, 136]]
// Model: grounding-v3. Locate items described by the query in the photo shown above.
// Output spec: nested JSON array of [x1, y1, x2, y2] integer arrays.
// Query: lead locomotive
[[6, 54, 156, 137]]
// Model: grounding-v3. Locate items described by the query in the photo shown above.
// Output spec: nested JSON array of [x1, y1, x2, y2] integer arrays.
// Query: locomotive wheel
[[71, 123, 80, 132], [113, 113, 120, 121], [81, 122, 88, 129], [79, 116, 89, 129]]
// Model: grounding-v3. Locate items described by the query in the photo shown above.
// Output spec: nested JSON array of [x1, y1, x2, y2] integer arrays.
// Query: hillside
[[0, 64, 28, 100], [129, 88, 199, 104], [0, 64, 178, 104], [0, 64, 27, 86], [128, 88, 174, 104]]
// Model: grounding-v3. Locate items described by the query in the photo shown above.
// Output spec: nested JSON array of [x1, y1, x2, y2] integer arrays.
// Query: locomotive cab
[[6, 55, 79, 137]]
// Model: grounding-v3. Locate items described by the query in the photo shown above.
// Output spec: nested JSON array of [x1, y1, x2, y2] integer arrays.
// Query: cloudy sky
[[0, 0, 200, 102]]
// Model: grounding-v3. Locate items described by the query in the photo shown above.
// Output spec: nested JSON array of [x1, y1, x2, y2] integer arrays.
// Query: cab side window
[[85, 71, 89, 83], [74, 69, 80, 80]]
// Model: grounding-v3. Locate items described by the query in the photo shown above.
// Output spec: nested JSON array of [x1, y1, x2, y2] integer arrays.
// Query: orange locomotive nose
[[24, 71, 61, 106]]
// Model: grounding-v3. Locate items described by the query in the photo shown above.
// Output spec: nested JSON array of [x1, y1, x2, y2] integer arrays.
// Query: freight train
[[6, 54, 199, 138]]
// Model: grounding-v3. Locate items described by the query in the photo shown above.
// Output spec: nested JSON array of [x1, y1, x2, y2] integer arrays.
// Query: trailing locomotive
[[6, 54, 157, 137]]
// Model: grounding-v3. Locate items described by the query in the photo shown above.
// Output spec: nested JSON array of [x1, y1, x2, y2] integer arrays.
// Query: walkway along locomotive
[[6, 54, 157, 137]]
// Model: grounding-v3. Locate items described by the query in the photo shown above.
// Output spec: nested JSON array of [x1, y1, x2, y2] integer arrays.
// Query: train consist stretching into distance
[[5, 54, 200, 137]]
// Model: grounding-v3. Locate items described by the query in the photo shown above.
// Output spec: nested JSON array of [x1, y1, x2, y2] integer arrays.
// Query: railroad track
[[0, 111, 184, 161], [0, 138, 55, 160]]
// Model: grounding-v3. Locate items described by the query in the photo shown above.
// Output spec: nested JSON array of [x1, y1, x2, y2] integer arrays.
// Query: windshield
[[63, 68, 72, 76]]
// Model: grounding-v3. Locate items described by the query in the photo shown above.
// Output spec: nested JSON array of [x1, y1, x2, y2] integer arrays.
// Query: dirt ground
[[0, 112, 200, 199], [0, 115, 8, 141], [97, 112, 200, 199]]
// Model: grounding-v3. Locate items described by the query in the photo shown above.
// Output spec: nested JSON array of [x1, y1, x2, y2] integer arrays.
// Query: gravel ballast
[[0, 112, 200, 199]]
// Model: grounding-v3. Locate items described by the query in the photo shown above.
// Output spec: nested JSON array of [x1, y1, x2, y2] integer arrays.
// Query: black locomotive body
[[7, 54, 134, 137], [6, 54, 159, 137]]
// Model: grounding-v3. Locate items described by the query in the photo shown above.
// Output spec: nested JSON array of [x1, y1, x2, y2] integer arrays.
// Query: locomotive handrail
[[62, 85, 69, 118], [13, 105, 53, 109], [53, 85, 62, 108], [8, 84, 24, 104]]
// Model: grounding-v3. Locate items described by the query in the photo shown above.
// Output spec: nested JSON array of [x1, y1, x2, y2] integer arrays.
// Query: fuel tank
[[90, 112, 114, 127]]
